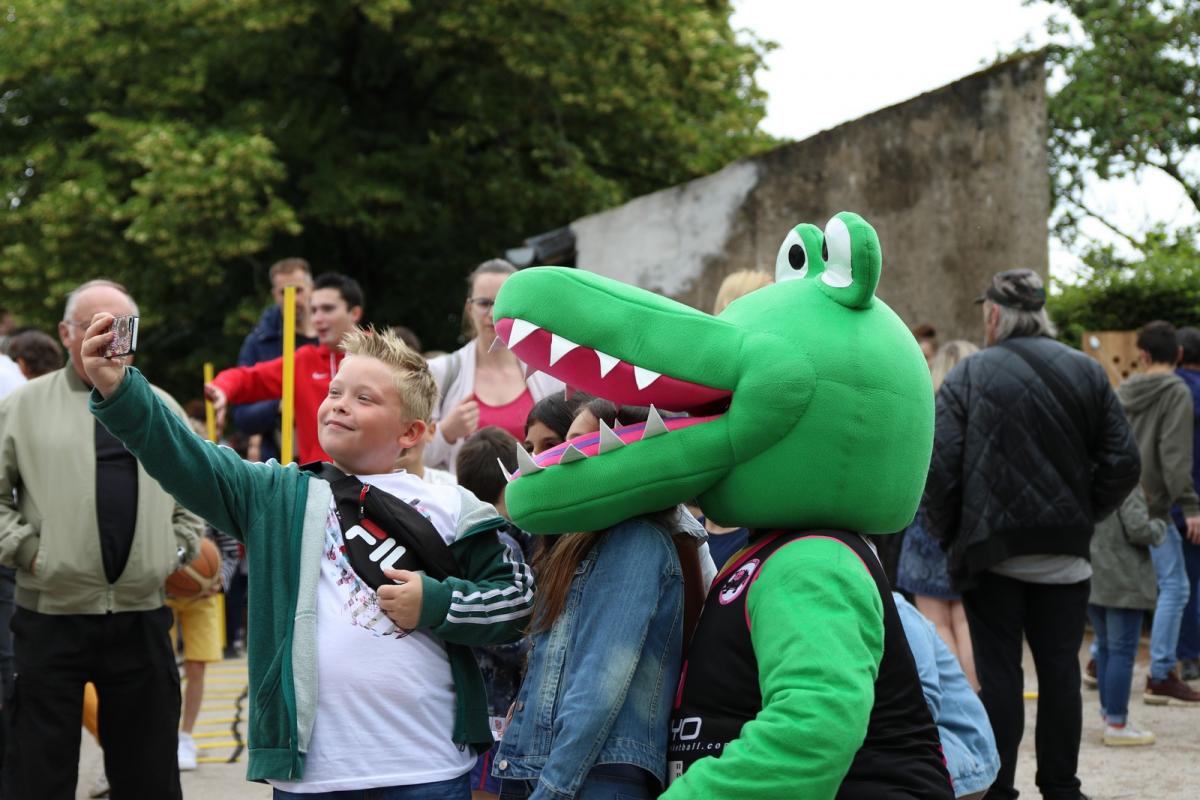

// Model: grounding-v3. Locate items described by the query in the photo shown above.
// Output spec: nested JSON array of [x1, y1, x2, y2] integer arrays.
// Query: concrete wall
[[569, 55, 1049, 342]]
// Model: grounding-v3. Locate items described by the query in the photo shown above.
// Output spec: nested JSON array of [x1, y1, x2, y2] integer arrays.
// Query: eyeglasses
[[467, 297, 496, 310], [61, 319, 90, 330]]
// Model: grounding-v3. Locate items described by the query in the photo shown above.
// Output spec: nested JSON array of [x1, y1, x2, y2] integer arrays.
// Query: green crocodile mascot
[[492, 212, 954, 799]]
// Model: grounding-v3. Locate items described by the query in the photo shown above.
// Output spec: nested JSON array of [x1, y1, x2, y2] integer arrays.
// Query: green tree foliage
[[1039, 1, 1199, 338], [1051, 232, 1200, 345], [1042, 0, 1198, 248], [0, 0, 772, 399]]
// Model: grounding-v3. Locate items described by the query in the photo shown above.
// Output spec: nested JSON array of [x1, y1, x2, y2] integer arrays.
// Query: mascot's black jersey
[[668, 530, 953, 799]]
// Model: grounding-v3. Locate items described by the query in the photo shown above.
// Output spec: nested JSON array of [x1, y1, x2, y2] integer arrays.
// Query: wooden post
[[281, 286, 296, 463], [1081, 331, 1141, 388], [203, 363, 217, 442]]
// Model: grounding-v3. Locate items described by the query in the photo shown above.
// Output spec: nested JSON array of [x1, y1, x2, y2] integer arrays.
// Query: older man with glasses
[[0, 279, 204, 799]]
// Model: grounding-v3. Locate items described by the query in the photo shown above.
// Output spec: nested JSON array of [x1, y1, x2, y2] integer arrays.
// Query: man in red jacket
[[206, 273, 363, 463]]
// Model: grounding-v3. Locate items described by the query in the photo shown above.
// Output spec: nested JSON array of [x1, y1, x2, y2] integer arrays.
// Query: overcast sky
[[730, 0, 1198, 278]]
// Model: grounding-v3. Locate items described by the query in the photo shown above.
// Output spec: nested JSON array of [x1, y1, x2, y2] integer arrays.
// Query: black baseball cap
[[975, 268, 1046, 312]]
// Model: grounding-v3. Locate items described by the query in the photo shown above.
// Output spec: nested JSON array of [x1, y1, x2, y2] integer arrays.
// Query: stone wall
[[568, 54, 1049, 342]]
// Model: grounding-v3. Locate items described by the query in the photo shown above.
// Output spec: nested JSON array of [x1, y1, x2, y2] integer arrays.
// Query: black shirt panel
[[94, 420, 139, 584]]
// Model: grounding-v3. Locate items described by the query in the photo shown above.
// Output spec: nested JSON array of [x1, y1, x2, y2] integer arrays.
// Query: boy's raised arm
[[82, 313, 282, 542]]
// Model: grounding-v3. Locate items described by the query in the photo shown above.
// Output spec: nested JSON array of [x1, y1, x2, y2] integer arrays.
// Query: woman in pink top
[[425, 260, 563, 473]]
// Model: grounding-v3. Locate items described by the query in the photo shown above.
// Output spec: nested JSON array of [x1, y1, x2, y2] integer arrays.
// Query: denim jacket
[[894, 593, 1000, 797], [494, 519, 683, 799]]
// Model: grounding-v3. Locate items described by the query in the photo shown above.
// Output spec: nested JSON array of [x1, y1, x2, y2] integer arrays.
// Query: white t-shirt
[[421, 466, 457, 487], [270, 471, 475, 793]]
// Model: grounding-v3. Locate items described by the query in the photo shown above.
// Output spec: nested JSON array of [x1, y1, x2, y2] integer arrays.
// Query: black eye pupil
[[820, 238, 829, 261], [787, 244, 806, 271]]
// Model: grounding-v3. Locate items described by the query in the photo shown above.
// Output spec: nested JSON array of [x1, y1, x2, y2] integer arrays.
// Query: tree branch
[[1064, 192, 1147, 251], [1149, 156, 1200, 214]]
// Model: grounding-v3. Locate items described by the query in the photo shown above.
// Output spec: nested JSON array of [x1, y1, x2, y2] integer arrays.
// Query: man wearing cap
[[924, 268, 1140, 800]]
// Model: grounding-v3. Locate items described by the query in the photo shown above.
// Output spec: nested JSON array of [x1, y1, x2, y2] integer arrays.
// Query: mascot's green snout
[[491, 211, 934, 535]]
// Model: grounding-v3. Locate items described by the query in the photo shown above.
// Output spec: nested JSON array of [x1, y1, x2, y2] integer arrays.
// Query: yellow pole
[[203, 363, 217, 442], [281, 285, 296, 464], [203, 362, 226, 650]]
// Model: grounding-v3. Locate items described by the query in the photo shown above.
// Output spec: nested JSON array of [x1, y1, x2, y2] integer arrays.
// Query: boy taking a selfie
[[81, 316, 534, 797]]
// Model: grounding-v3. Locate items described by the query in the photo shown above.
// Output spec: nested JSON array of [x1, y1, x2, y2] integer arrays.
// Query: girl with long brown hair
[[492, 402, 693, 800]]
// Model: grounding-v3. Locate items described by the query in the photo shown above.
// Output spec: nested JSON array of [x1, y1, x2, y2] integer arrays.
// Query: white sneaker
[[1103, 722, 1155, 746], [178, 731, 198, 771], [87, 770, 110, 798]]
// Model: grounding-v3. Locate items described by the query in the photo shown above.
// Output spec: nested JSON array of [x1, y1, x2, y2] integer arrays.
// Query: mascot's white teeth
[[497, 458, 515, 483], [549, 334, 580, 366], [643, 406, 669, 438], [507, 318, 540, 346], [502, 317, 663, 386], [596, 350, 620, 377], [633, 366, 661, 390], [597, 419, 625, 454], [559, 443, 587, 464], [502, 405, 686, 482], [515, 444, 543, 475]]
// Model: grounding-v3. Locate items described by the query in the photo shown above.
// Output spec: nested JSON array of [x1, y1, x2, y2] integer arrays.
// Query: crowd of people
[[0, 253, 1195, 800]]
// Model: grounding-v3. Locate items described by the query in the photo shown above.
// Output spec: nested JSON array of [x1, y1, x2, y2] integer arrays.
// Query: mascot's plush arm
[[662, 537, 884, 800]]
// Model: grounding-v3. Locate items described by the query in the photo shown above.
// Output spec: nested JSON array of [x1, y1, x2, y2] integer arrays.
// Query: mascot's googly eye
[[821, 216, 853, 289], [774, 228, 808, 283], [789, 245, 807, 272]]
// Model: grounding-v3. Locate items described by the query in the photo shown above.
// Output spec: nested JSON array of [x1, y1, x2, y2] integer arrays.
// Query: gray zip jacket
[[1117, 372, 1200, 520]]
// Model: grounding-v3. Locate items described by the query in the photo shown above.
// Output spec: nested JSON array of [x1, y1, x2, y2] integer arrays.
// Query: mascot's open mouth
[[494, 316, 733, 477]]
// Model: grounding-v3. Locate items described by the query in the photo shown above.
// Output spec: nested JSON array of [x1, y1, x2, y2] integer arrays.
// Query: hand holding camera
[[104, 314, 138, 358], [81, 313, 136, 398]]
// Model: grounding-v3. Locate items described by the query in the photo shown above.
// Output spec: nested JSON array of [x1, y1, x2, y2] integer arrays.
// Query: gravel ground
[[73, 639, 1198, 799], [1013, 641, 1198, 800]]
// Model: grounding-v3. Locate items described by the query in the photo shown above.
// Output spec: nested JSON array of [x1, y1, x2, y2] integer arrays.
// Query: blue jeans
[[273, 773, 469, 800], [1178, 536, 1200, 661], [1149, 524, 1191, 680], [1087, 605, 1144, 725]]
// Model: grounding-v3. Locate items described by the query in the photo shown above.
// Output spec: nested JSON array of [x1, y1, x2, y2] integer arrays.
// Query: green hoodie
[[90, 368, 532, 781], [1090, 487, 1165, 610], [1117, 372, 1200, 520]]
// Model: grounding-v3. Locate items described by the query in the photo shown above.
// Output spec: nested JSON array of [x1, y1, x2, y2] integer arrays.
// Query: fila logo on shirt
[[344, 525, 408, 575]]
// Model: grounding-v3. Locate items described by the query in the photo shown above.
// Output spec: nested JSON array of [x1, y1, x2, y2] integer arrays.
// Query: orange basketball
[[166, 537, 222, 598]]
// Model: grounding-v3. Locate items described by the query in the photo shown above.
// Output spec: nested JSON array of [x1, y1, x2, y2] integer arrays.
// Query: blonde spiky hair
[[339, 326, 437, 422]]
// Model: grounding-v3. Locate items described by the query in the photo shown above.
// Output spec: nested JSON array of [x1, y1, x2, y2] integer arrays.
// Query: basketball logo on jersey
[[718, 559, 760, 605]]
